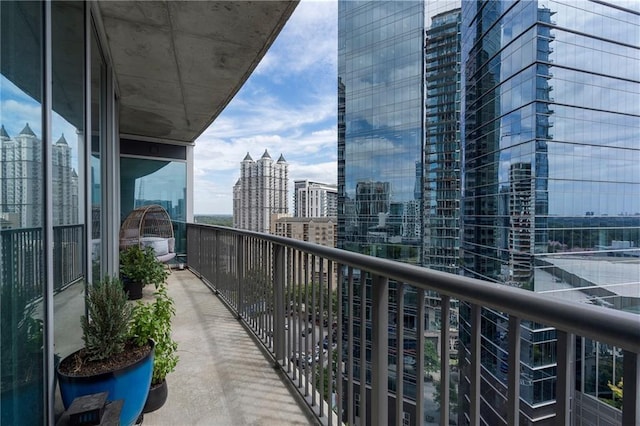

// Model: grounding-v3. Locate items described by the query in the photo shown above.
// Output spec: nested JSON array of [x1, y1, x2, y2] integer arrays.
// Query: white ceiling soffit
[[98, 1, 299, 143]]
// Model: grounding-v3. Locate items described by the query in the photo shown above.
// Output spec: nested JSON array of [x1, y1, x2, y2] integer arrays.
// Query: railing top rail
[[188, 223, 640, 353]]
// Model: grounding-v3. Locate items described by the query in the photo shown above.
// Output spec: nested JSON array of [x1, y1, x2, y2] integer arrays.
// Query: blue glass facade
[[338, 0, 424, 263], [424, 8, 461, 274], [338, 2, 426, 423], [460, 1, 640, 424]]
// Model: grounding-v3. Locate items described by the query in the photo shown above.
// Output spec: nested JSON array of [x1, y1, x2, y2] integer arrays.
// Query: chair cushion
[[140, 237, 169, 256]]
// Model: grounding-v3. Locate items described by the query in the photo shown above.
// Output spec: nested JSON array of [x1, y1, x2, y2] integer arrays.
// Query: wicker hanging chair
[[119, 204, 176, 263]]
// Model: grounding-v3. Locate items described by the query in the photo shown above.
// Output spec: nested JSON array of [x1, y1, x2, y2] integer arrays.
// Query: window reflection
[[52, 0, 85, 364], [0, 2, 45, 424], [120, 158, 186, 253]]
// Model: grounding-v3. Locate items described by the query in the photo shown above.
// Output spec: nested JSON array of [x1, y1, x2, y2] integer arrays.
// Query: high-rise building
[[52, 134, 79, 226], [338, 1, 425, 264], [460, 1, 640, 425], [0, 124, 43, 228], [423, 8, 461, 275], [233, 150, 288, 233], [339, 0, 638, 425], [1, 124, 78, 229], [293, 180, 337, 218], [338, 2, 428, 423]]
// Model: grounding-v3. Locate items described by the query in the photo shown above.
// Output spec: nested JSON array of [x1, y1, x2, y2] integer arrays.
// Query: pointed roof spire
[[0, 125, 10, 139], [277, 154, 286, 163], [71, 168, 78, 178], [243, 152, 253, 161], [19, 123, 36, 137], [56, 134, 68, 145], [261, 149, 271, 159]]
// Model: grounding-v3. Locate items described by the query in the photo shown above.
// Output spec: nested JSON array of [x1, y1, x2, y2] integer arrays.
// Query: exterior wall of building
[[423, 8, 461, 276], [338, 1, 427, 421], [338, 0, 424, 264], [233, 151, 289, 233], [459, 1, 640, 424], [294, 179, 338, 218]]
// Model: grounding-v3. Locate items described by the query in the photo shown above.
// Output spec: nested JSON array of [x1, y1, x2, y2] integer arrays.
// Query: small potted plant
[[57, 276, 154, 426], [120, 245, 169, 300], [129, 282, 179, 413]]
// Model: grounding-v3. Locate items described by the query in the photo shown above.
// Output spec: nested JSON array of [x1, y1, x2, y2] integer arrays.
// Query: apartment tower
[[293, 180, 338, 218], [233, 150, 289, 233]]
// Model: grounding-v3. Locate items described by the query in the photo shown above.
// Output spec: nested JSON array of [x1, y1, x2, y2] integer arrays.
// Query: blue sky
[[193, 0, 338, 214]]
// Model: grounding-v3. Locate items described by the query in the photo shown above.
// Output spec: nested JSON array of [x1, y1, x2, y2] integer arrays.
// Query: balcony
[[142, 224, 640, 425], [5, 223, 637, 425]]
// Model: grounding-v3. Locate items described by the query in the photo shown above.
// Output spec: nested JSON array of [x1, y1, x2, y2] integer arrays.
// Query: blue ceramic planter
[[57, 342, 154, 426]]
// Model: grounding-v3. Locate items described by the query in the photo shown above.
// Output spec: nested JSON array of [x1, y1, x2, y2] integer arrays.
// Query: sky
[[193, 0, 338, 215]]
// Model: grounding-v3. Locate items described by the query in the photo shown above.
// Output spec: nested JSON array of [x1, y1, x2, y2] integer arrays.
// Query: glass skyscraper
[[460, 1, 640, 425], [338, 1, 424, 264], [339, 0, 638, 425], [338, 2, 426, 424]]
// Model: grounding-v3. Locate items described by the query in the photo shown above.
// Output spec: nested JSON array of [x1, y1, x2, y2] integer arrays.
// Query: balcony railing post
[[371, 274, 389, 425], [622, 350, 639, 425], [273, 243, 286, 363], [236, 234, 244, 317], [395, 282, 405, 426], [470, 304, 481, 426], [440, 295, 451, 426], [555, 330, 575, 426], [416, 287, 425, 425], [507, 315, 522, 426]]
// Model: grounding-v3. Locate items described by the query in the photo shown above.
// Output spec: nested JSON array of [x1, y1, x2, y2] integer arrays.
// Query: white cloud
[[193, 0, 338, 215]]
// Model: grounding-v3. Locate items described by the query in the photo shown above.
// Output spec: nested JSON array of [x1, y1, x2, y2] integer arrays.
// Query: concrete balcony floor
[[142, 269, 315, 426]]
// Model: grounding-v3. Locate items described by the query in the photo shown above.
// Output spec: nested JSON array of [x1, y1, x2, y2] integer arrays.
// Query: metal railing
[[1, 225, 84, 302], [186, 223, 639, 426]]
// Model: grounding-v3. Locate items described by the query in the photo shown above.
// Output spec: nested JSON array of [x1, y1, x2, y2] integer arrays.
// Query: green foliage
[[424, 339, 440, 375], [81, 276, 133, 362], [606, 379, 623, 409], [120, 245, 168, 288], [194, 215, 233, 227], [130, 283, 179, 385], [433, 378, 459, 412]]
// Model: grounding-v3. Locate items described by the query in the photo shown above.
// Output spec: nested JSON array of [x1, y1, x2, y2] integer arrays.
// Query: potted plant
[[120, 245, 169, 300], [129, 282, 179, 413], [57, 276, 154, 426], [1, 286, 44, 425]]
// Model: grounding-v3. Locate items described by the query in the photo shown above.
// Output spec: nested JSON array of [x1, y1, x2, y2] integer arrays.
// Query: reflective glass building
[[460, 1, 640, 424], [338, 1, 425, 423]]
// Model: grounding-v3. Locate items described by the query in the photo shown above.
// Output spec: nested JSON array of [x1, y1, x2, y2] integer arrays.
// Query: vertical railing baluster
[[311, 255, 317, 407], [470, 304, 481, 426], [555, 330, 574, 426], [359, 271, 367, 426], [440, 295, 451, 426], [304, 253, 310, 397], [319, 257, 325, 417], [416, 288, 425, 425], [372, 274, 389, 425], [347, 267, 355, 426], [236, 234, 244, 318], [396, 282, 405, 426], [336, 262, 343, 426], [622, 350, 638, 426], [327, 259, 333, 425], [507, 315, 521, 426], [273, 244, 285, 364]]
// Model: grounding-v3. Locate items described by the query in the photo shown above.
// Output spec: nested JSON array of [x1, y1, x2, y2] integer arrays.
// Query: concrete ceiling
[[97, 1, 298, 144]]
